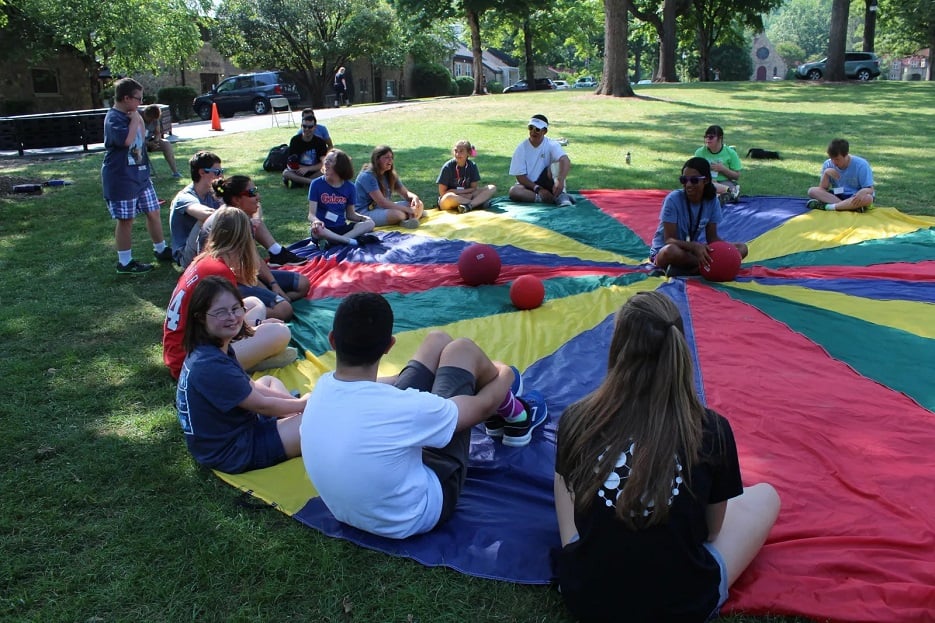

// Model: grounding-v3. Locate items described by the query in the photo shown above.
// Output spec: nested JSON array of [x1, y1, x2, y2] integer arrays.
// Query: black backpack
[[263, 144, 289, 172]]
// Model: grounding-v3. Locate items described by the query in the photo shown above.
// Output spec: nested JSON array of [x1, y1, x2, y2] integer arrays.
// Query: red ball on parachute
[[510, 275, 545, 310], [458, 243, 501, 286], [699, 241, 742, 282]]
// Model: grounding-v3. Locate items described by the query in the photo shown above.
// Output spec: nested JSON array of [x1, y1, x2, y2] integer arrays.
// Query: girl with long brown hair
[[554, 291, 779, 622]]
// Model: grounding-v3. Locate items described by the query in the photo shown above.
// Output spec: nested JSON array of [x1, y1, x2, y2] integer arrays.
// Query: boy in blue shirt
[[101, 78, 172, 274], [807, 138, 875, 212]]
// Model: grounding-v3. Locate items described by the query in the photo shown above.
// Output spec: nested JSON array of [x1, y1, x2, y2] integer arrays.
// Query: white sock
[[826, 204, 838, 211], [118, 250, 132, 265], [153, 241, 167, 252], [268, 243, 282, 254], [347, 239, 359, 247]]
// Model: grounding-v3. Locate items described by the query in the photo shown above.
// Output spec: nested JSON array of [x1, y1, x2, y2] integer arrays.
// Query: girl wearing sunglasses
[[196, 176, 310, 321], [649, 157, 748, 275]]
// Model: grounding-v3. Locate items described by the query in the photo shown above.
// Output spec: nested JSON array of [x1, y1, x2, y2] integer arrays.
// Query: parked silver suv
[[795, 52, 881, 81], [193, 71, 301, 120]]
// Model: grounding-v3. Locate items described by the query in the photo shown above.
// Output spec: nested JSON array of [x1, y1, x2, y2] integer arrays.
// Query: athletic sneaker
[[247, 347, 298, 372], [171, 172, 183, 178], [484, 365, 524, 437], [806, 199, 825, 211], [400, 217, 420, 229], [503, 391, 548, 448], [458, 203, 473, 214], [153, 247, 174, 262], [555, 192, 574, 207], [268, 248, 307, 267], [116, 259, 153, 275]]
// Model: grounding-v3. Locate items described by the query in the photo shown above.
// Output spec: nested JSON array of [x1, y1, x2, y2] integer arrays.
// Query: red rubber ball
[[510, 275, 545, 310], [699, 241, 742, 282], [458, 243, 501, 286]]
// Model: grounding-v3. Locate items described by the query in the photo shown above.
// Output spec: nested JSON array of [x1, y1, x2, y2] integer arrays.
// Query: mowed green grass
[[2, 82, 931, 622]]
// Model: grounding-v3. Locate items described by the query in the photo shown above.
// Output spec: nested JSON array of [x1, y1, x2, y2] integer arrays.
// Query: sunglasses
[[527, 126, 544, 133], [679, 175, 708, 185], [240, 187, 259, 197], [202, 167, 225, 175], [302, 123, 317, 129]]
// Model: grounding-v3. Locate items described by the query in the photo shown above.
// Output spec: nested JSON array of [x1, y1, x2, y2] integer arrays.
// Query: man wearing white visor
[[508, 114, 574, 207]]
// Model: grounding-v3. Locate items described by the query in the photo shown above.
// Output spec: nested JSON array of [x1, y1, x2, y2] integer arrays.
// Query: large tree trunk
[[659, 0, 679, 81], [467, 10, 487, 95], [862, 0, 878, 52], [826, 0, 850, 81], [523, 17, 536, 89], [598, 0, 634, 96]]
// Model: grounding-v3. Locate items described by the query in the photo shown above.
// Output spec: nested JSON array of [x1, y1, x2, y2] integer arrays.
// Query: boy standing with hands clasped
[[102, 77, 172, 274], [301, 293, 547, 539]]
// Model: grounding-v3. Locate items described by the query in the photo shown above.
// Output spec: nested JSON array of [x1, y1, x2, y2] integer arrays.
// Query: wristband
[[533, 184, 540, 193]]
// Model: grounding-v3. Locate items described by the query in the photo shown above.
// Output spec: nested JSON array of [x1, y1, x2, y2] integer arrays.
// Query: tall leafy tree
[[598, 0, 633, 96], [393, 0, 505, 95], [861, 0, 878, 52], [687, 0, 783, 81], [629, 0, 693, 82], [213, 0, 400, 106], [764, 0, 832, 61], [7, 0, 204, 106], [825, 0, 850, 80]]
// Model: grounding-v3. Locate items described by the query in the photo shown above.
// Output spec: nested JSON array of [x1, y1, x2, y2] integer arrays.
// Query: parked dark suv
[[193, 71, 301, 120], [795, 52, 881, 81]]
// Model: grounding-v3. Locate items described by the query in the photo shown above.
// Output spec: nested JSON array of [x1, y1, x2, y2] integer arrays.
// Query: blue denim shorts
[[702, 541, 729, 620]]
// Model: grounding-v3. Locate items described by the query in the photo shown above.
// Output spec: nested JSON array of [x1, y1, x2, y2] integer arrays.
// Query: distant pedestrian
[[334, 67, 348, 107]]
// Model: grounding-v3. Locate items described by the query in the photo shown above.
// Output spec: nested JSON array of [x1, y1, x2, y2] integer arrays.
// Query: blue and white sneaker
[[502, 390, 548, 447], [484, 365, 523, 437]]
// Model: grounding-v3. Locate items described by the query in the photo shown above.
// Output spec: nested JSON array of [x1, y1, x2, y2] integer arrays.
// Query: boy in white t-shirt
[[300, 292, 547, 539]]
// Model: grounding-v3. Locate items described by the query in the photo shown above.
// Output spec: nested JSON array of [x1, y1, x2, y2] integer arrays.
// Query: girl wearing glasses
[[649, 157, 748, 275], [554, 291, 779, 621], [163, 207, 294, 380], [176, 276, 306, 473], [436, 140, 497, 213]]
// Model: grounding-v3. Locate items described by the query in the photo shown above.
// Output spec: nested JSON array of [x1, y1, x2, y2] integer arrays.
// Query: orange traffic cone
[[210, 103, 223, 132]]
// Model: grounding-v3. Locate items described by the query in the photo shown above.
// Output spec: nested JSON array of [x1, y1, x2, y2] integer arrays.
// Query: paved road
[[0, 100, 421, 159]]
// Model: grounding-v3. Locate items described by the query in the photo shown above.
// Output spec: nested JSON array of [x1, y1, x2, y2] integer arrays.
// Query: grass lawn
[[2, 81, 931, 622]]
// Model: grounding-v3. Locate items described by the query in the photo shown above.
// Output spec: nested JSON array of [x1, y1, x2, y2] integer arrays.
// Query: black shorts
[[394, 360, 476, 526]]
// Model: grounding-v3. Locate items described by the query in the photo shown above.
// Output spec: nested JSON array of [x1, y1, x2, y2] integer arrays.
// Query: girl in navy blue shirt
[[176, 276, 306, 473]]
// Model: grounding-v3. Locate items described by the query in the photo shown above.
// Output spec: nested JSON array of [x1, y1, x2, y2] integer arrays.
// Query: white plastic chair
[[269, 97, 295, 127]]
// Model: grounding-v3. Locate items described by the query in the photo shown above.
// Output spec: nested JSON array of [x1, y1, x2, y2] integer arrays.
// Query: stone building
[[750, 32, 787, 81]]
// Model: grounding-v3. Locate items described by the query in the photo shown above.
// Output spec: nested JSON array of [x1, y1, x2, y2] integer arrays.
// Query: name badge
[[325, 211, 339, 222]]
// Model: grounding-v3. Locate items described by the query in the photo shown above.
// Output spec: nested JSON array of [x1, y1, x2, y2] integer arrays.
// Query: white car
[[552, 80, 570, 90], [574, 77, 597, 88]]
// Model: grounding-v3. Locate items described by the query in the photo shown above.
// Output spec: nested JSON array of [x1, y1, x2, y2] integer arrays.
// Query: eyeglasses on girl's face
[[240, 187, 259, 197], [679, 175, 708, 185], [205, 305, 246, 320]]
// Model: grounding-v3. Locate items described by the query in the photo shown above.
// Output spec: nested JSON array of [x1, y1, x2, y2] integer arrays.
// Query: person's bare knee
[[268, 300, 294, 321], [410, 330, 454, 371], [714, 483, 780, 587], [276, 414, 302, 458]]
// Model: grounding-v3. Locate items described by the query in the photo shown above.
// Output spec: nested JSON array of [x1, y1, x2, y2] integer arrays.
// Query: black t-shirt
[[555, 410, 743, 622], [287, 133, 328, 167]]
